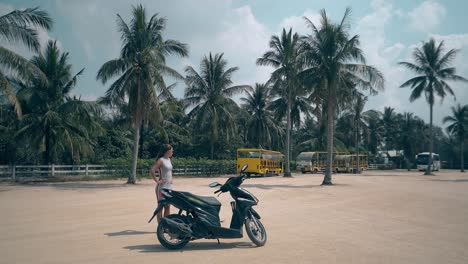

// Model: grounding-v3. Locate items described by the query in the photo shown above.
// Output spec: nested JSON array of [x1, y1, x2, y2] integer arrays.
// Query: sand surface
[[1, 170, 467, 264]]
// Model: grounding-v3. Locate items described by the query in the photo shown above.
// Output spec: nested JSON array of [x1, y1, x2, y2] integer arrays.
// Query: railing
[[368, 163, 394, 170], [0, 164, 237, 182]]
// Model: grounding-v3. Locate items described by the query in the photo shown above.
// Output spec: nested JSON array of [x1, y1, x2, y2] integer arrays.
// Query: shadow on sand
[[105, 230, 156, 237], [15, 182, 129, 190], [241, 183, 350, 190], [430, 179, 468, 183], [124, 241, 255, 253]]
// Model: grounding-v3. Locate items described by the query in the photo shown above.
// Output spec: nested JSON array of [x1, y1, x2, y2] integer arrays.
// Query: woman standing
[[149, 144, 174, 223]]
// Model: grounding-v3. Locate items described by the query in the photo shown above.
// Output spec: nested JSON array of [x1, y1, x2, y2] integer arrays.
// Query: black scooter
[[148, 165, 267, 250]]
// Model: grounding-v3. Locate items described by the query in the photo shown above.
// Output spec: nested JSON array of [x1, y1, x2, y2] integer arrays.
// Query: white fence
[[368, 163, 393, 170], [0, 164, 234, 182], [0, 164, 109, 181]]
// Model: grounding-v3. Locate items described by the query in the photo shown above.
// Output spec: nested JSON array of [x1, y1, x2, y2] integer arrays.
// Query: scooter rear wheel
[[157, 214, 190, 250], [245, 217, 267, 246]]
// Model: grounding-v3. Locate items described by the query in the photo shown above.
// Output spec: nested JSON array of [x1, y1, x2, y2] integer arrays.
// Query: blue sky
[[1, 0, 467, 126]]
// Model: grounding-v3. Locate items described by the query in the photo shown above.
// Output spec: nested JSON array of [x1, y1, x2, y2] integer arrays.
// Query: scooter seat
[[180, 192, 221, 207]]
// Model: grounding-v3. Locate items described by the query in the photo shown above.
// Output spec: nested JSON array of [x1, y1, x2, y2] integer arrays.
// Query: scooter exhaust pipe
[[160, 217, 193, 239]]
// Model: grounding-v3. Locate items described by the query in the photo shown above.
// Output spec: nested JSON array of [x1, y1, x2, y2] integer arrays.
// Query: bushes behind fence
[[103, 158, 237, 178]]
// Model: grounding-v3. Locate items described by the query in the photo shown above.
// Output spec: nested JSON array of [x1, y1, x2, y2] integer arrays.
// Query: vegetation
[[1, 5, 467, 184]]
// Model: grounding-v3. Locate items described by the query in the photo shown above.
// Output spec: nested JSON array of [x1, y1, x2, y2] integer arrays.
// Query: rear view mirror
[[241, 164, 248, 172], [209, 182, 222, 188]]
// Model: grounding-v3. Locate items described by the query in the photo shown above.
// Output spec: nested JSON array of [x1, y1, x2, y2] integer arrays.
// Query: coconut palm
[[344, 95, 364, 172], [443, 104, 468, 172], [301, 8, 384, 184], [268, 79, 313, 131], [0, 7, 52, 116], [184, 53, 250, 159], [399, 38, 467, 175], [363, 110, 383, 155], [15, 41, 100, 164], [257, 28, 306, 177], [241, 83, 283, 148], [381, 107, 397, 151], [298, 116, 347, 153], [97, 5, 188, 183]]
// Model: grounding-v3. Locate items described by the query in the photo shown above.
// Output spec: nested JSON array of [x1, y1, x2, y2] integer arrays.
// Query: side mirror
[[209, 182, 222, 188], [241, 164, 248, 172]]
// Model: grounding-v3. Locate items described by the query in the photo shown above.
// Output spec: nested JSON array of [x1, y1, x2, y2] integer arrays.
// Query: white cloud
[[408, 1, 446, 33], [431, 33, 468, 50], [383, 43, 405, 60], [214, 6, 271, 85], [356, 0, 409, 111], [55, 0, 273, 99], [279, 9, 321, 35], [0, 3, 14, 15]]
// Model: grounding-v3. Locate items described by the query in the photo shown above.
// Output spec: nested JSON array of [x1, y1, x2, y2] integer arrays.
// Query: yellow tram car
[[236, 148, 284, 176]]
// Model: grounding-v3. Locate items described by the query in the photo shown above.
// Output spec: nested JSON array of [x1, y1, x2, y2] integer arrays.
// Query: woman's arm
[[149, 159, 163, 183]]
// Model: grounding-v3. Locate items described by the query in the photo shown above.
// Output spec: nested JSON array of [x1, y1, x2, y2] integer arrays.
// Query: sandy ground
[[1, 170, 468, 264]]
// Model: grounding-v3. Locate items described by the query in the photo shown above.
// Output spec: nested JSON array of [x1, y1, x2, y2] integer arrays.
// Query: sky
[[1, 0, 467, 126]]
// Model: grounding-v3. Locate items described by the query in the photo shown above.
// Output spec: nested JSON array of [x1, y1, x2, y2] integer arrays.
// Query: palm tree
[[301, 8, 384, 185], [443, 104, 468, 172], [381, 107, 397, 151], [0, 7, 52, 117], [344, 95, 364, 173], [15, 41, 100, 164], [257, 28, 305, 177], [97, 5, 188, 183], [268, 79, 313, 131], [399, 38, 467, 175], [184, 53, 250, 159], [363, 110, 383, 155], [398, 112, 416, 168], [241, 83, 283, 148], [298, 116, 347, 153]]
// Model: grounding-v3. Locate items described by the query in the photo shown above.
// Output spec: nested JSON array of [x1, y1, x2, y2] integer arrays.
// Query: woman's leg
[[157, 208, 163, 223], [156, 185, 163, 223], [163, 204, 170, 217]]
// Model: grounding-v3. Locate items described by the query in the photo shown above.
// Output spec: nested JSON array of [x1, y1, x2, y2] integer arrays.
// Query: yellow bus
[[296, 152, 348, 173], [296, 152, 366, 173], [237, 148, 284, 176], [350, 154, 368, 172], [334, 154, 352, 172], [296, 152, 327, 173]]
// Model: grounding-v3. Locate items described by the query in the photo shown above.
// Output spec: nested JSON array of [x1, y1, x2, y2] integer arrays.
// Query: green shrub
[[102, 157, 237, 177]]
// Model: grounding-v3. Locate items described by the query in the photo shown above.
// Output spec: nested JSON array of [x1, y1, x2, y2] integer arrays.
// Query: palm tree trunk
[[461, 137, 465, 172], [210, 138, 214, 160], [129, 119, 141, 184], [356, 120, 360, 174], [45, 125, 50, 165], [425, 103, 434, 175], [129, 80, 143, 184], [210, 127, 215, 160], [323, 87, 335, 185], [284, 95, 292, 177], [138, 123, 145, 157]]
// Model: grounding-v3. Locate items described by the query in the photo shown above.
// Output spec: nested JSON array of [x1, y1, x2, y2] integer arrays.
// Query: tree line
[[1, 5, 467, 184]]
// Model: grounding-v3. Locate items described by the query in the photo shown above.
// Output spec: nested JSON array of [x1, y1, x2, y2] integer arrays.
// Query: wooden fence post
[[51, 164, 55, 177], [85, 164, 89, 176]]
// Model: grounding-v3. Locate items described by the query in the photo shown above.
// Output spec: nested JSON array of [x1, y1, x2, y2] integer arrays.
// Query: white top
[[158, 157, 173, 189]]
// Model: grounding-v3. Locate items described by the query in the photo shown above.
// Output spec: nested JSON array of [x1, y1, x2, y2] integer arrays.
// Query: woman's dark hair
[[157, 144, 173, 159]]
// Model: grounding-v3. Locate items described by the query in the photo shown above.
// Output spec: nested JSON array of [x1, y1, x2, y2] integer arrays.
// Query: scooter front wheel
[[245, 217, 267, 246]]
